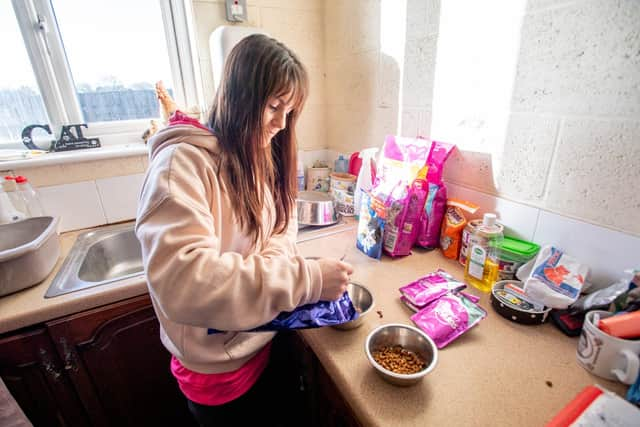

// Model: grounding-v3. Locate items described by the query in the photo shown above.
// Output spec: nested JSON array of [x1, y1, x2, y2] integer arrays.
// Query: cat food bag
[[356, 190, 386, 259], [521, 246, 589, 309], [376, 135, 432, 185], [207, 291, 358, 333], [411, 292, 487, 348], [399, 270, 466, 308], [439, 199, 479, 260], [416, 141, 456, 248], [383, 168, 430, 257]]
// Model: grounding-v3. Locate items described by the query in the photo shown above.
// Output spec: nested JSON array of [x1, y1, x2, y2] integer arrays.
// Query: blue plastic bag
[[207, 291, 358, 334]]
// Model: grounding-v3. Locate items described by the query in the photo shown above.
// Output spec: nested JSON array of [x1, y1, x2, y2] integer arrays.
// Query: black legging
[[186, 333, 303, 427]]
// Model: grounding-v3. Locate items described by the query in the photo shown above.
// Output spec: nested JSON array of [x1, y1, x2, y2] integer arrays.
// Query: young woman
[[136, 35, 353, 425]]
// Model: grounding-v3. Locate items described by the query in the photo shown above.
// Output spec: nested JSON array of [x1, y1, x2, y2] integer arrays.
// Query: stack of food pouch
[[399, 270, 487, 348]]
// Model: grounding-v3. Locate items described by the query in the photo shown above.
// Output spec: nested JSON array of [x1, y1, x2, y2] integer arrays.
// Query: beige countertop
[[296, 230, 628, 427], [0, 219, 628, 427], [0, 222, 147, 335]]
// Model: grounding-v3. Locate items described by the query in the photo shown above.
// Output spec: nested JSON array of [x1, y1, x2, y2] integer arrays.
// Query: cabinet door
[[0, 327, 89, 427], [46, 295, 195, 427]]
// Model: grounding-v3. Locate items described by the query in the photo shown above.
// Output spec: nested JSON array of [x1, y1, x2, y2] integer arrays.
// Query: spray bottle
[[354, 148, 378, 219]]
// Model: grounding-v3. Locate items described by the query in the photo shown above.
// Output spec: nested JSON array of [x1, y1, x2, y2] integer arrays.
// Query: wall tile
[[406, 0, 440, 40], [96, 174, 145, 224], [14, 156, 146, 188], [533, 210, 640, 288], [247, 0, 322, 11], [442, 149, 498, 194], [324, 0, 352, 60], [38, 181, 107, 232], [297, 104, 326, 150], [445, 182, 540, 241], [261, 8, 324, 67], [512, 0, 640, 117], [378, 54, 401, 108], [545, 118, 640, 236], [326, 51, 379, 108], [350, 0, 380, 54], [496, 114, 559, 201], [402, 36, 437, 108]]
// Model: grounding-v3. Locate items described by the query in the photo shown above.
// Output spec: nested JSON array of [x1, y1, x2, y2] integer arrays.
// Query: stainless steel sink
[[45, 222, 143, 298]]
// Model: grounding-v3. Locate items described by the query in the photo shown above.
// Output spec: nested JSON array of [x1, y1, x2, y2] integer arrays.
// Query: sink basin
[[45, 222, 143, 298]]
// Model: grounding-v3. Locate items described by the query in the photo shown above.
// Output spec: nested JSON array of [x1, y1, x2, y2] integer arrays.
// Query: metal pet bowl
[[333, 282, 374, 330], [364, 323, 438, 386]]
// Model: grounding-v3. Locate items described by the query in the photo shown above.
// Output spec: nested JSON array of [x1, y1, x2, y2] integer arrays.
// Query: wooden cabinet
[[0, 327, 88, 427], [1, 296, 361, 427], [290, 333, 362, 427], [0, 295, 194, 427]]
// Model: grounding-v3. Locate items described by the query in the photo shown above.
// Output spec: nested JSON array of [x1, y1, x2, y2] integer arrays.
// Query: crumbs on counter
[[376, 310, 383, 319], [546, 380, 553, 388]]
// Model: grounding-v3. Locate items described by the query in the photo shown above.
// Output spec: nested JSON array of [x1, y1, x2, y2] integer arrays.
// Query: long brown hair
[[207, 34, 308, 245]]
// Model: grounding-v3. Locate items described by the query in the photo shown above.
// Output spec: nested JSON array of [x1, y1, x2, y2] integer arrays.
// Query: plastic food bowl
[[0, 216, 60, 296], [364, 323, 438, 386]]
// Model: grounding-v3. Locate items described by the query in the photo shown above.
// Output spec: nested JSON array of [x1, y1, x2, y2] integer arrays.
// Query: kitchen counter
[[295, 230, 628, 427], [0, 221, 628, 426], [0, 223, 148, 335]]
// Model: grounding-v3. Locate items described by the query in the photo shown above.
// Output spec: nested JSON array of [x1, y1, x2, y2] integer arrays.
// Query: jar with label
[[458, 219, 482, 267], [464, 213, 504, 293]]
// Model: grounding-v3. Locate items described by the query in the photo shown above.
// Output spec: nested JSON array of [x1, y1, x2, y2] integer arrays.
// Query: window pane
[[0, 2, 49, 145], [52, 0, 174, 122]]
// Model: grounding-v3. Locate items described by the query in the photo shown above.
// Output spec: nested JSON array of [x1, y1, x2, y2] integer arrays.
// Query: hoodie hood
[[148, 124, 218, 162]]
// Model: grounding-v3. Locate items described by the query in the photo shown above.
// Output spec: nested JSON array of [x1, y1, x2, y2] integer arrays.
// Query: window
[[1, 0, 201, 149], [0, 1, 49, 144]]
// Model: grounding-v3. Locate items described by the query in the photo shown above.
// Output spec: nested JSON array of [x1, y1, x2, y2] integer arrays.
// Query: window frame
[[8, 0, 202, 147]]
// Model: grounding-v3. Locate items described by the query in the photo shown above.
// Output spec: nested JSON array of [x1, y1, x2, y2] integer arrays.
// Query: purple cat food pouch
[[207, 291, 358, 333], [398, 270, 466, 307], [410, 293, 487, 348]]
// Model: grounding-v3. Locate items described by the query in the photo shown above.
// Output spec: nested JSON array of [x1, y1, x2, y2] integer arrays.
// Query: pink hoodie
[[135, 121, 323, 374]]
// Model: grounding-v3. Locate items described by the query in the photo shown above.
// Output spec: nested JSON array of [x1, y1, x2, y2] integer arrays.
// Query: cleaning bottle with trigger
[[353, 148, 378, 219]]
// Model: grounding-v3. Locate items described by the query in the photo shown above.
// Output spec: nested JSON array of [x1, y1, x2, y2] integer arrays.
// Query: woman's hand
[[317, 258, 354, 301]]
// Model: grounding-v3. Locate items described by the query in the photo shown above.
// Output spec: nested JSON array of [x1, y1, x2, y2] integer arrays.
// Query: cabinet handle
[[59, 337, 78, 372], [39, 348, 62, 381]]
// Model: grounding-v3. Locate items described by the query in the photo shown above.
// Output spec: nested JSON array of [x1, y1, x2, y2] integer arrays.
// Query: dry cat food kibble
[[372, 345, 426, 374]]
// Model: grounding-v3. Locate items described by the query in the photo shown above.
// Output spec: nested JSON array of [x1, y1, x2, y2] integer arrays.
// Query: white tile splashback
[[96, 174, 145, 224], [445, 182, 540, 241], [445, 181, 640, 289], [39, 181, 107, 232]]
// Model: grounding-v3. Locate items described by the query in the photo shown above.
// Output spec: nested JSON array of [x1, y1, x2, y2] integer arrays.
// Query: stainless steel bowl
[[297, 191, 338, 226], [365, 323, 438, 386], [333, 282, 374, 330]]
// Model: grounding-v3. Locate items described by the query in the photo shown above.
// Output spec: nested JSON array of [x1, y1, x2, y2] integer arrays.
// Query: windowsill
[[0, 143, 149, 170]]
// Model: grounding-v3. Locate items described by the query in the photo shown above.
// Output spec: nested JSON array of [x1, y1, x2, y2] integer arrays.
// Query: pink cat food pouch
[[400, 296, 423, 312], [410, 293, 487, 348], [457, 290, 481, 304], [416, 140, 455, 249], [399, 270, 466, 308]]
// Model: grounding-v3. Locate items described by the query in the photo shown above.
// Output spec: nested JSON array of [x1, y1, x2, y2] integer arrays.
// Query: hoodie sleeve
[[136, 194, 323, 331], [260, 215, 300, 258]]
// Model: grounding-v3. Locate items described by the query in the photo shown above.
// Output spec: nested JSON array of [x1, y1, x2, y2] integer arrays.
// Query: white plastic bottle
[[2, 176, 27, 216], [0, 186, 26, 224], [15, 176, 45, 217], [354, 148, 378, 219], [296, 150, 305, 191]]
